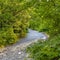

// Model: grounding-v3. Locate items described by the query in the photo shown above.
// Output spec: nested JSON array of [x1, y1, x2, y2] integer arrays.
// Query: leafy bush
[[0, 28, 17, 46], [26, 1, 60, 60], [0, 0, 33, 46], [26, 34, 60, 60], [29, 0, 60, 36]]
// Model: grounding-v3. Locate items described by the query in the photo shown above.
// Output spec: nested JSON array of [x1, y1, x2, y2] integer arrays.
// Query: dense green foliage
[[27, 34, 60, 60], [0, 0, 60, 59], [0, 0, 33, 46], [26, 0, 60, 60], [29, 0, 60, 36]]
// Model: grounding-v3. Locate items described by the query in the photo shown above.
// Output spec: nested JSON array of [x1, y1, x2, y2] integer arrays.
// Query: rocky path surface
[[0, 29, 48, 60]]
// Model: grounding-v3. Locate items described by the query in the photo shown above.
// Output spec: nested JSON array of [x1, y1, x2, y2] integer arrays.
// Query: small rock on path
[[0, 29, 48, 60]]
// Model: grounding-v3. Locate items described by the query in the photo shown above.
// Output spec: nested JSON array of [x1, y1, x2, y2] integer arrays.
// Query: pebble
[[18, 52, 22, 55]]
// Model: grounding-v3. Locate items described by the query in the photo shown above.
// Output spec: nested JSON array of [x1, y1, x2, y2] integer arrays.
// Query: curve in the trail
[[13, 29, 47, 48], [20, 29, 47, 43], [0, 29, 48, 60]]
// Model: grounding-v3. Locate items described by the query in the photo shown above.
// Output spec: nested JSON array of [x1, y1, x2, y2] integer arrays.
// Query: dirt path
[[0, 29, 48, 60]]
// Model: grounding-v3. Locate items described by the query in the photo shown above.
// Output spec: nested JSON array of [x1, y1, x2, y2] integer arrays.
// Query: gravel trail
[[0, 29, 48, 60]]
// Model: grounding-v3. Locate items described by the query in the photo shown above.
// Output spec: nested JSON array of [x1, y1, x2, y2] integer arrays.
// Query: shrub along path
[[0, 29, 48, 60]]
